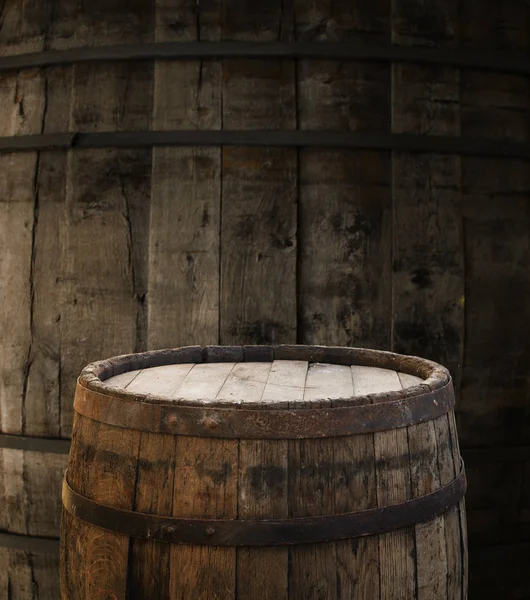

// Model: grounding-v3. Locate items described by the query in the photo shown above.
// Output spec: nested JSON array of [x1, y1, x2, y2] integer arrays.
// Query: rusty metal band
[[74, 379, 454, 439], [0, 432, 71, 454], [0, 531, 60, 554], [0, 41, 528, 75], [62, 465, 466, 546], [0, 130, 529, 159]]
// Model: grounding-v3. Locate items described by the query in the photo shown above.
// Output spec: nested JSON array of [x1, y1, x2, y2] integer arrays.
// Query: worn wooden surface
[[63, 351, 466, 599], [0, 0, 528, 597]]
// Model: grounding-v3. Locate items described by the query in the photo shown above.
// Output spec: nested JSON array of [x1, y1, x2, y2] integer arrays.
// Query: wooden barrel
[[1, 2, 527, 597], [61, 345, 467, 599]]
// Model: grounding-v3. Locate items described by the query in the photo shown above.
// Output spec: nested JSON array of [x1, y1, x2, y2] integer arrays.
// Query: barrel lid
[[78, 345, 449, 409]]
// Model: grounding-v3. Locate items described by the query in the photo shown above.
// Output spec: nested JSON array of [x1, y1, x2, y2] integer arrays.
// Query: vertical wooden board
[[170, 360, 239, 599], [316, 364, 380, 600], [25, 66, 73, 438], [0, 0, 54, 56], [294, 0, 390, 43], [60, 11, 153, 435], [461, 71, 529, 143], [149, 0, 222, 349], [220, 3, 297, 346], [1, 449, 27, 533], [296, 3, 391, 351], [148, 146, 221, 348], [1, 549, 33, 599], [0, 69, 45, 435], [459, 192, 530, 447], [288, 364, 337, 600], [369, 370, 416, 600], [460, 0, 530, 451], [128, 432, 176, 600], [391, 0, 463, 395], [460, 0, 528, 50], [61, 146, 152, 434], [82, 423, 141, 600], [407, 418, 448, 600], [30, 551, 61, 600], [231, 361, 288, 599], [59, 0, 154, 49], [298, 149, 392, 348], [24, 451, 68, 537], [220, 147, 297, 345], [170, 436, 238, 599]]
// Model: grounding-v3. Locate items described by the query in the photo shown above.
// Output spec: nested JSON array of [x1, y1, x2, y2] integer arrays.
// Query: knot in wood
[[205, 527, 216, 536]]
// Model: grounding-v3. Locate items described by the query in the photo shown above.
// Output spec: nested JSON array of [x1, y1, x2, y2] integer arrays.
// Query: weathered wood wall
[[0, 0, 528, 598]]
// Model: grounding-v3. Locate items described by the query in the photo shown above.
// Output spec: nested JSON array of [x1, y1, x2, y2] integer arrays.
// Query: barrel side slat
[[128, 432, 176, 600], [169, 356, 239, 599], [149, 0, 222, 349], [220, 1, 297, 347], [328, 364, 380, 600], [84, 423, 141, 600], [60, 413, 101, 599], [407, 418, 448, 599], [287, 360, 338, 599], [370, 368, 416, 600], [234, 362, 288, 600]]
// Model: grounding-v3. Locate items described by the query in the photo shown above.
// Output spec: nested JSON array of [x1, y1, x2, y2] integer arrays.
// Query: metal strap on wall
[[0, 130, 529, 159], [62, 465, 466, 546], [0, 532, 60, 554], [0, 432, 71, 454], [0, 41, 528, 75]]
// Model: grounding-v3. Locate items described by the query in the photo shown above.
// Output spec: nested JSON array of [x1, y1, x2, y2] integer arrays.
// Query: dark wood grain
[[220, 3, 297, 346], [391, 0, 464, 394]]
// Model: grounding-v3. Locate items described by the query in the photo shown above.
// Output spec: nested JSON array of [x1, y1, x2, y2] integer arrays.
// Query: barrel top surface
[[101, 360, 424, 406]]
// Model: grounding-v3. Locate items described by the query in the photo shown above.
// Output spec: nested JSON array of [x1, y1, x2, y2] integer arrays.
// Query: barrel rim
[[78, 344, 450, 409]]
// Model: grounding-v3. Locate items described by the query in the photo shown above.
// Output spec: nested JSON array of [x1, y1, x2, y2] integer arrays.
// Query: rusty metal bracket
[[62, 464, 466, 547]]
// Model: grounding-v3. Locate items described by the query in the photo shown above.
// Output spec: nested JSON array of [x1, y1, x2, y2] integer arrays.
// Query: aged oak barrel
[[61, 345, 467, 599]]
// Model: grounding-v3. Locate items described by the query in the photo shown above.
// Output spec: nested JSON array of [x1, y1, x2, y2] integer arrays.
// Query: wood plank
[[288, 359, 336, 599], [61, 56, 152, 433], [261, 360, 308, 406], [234, 360, 288, 600], [101, 369, 142, 390], [24, 66, 72, 439], [296, 1, 391, 351], [315, 362, 380, 600], [220, 3, 297, 346], [391, 0, 464, 395], [351, 365, 403, 396], [148, 0, 221, 350], [84, 423, 141, 600], [170, 427, 238, 597], [0, 69, 45, 435], [370, 369, 416, 600], [128, 432, 177, 600], [127, 364, 195, 397], [174, 363, 236, 402]]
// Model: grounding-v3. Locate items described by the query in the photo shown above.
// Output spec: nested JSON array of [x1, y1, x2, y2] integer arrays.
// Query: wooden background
[[0, 0, 529, 598]]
